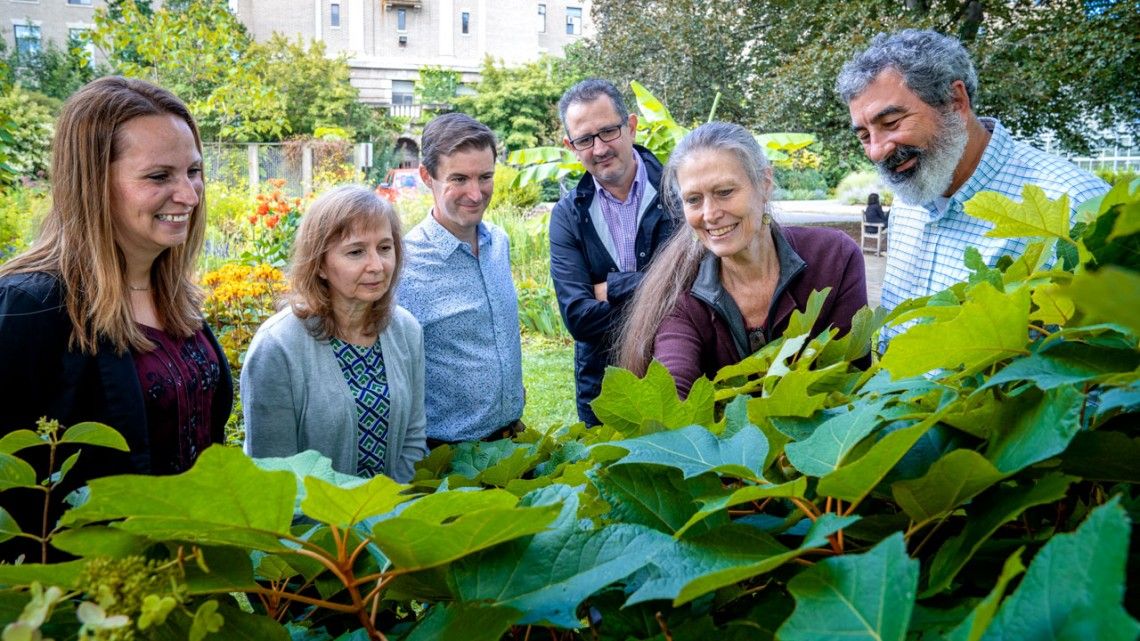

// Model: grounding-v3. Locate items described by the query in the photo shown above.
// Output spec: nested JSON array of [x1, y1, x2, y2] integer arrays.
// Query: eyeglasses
[[568, 122, 626, 150]]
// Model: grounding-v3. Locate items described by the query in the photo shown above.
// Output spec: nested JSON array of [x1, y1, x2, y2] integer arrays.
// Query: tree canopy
[[89, 0, 368, 142], [580, 0, 1139, 158]]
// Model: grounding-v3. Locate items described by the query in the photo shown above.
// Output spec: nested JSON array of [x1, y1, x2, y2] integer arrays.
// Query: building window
[[330, 3, 340, 27], [14, 24, 42, 60], [538, 4, 546, 33], [566, 7, 582, 35], [68, 0, 94, 5], [397, 8, 406, 32], [461, 11, 470, 34], [392, 80, 415, 106], [68, 27, 95, 65]]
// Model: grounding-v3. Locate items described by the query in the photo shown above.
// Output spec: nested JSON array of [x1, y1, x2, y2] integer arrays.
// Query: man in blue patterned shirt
[[397, 113, 525, 444], [837, 29, 1109, 342]]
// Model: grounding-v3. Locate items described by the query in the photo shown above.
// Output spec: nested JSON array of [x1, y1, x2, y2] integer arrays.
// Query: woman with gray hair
[[242, 185, 427, 482], [618, 122, 868, 397]]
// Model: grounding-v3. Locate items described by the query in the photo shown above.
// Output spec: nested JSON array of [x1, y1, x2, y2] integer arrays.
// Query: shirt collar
[[422, 209, 488, 257], [592, 151, 646, 206], [949, 117, 1007, 207]]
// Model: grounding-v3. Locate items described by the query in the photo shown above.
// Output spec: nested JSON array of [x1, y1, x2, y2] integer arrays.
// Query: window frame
[[565, 6, 582, 35]]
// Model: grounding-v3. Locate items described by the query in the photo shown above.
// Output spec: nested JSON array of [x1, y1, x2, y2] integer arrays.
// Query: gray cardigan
[[241, 306, 428, 482]]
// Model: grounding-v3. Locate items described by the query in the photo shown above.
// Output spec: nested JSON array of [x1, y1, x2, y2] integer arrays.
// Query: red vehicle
[[376, 167, 428, 203]]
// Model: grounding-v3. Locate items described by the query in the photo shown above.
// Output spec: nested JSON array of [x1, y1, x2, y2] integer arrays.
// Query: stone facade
[[1, 0, 105, 65], [233, 0, 592, 105], [1, 0, 591, 106]]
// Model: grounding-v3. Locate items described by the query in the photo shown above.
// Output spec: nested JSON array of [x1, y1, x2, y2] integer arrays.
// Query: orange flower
[[265, 214, 280, 229], [256, 202, 270, 216], [248, 214, 259, 224]]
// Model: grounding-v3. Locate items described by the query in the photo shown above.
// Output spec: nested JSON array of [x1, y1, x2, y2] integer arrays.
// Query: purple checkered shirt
[[594, 154, 646, 272]]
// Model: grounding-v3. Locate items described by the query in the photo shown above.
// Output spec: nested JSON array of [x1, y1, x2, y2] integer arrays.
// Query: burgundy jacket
[[654, 225, 867, 397]]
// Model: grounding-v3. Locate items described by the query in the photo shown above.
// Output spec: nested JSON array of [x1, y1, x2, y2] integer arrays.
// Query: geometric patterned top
[[330, 337, 389, 477], [880, 117, 1109, 343]]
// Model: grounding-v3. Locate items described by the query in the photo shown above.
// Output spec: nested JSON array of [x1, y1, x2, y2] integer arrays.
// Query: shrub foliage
[[1, 184, 1138, 639]]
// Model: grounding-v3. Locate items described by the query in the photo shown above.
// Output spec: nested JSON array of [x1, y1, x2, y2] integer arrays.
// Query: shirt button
[[639, 252, 646, 257], [610, 268, 617, 272]]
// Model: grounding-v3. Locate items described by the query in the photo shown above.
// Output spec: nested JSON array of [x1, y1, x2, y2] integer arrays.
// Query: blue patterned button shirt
[[397, 213, 524, 441], [881, 118, 1109, 342]]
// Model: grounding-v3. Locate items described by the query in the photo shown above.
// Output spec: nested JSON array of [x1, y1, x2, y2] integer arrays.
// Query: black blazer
[[0, 271, 232, 559]]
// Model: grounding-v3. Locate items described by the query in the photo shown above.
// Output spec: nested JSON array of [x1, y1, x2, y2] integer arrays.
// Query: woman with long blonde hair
[[619, 122, 868, 397], [0, 77, 232, 558]]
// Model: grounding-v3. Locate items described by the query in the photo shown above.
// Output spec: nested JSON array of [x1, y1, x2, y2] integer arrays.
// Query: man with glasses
[[551, 79, 678, 426]]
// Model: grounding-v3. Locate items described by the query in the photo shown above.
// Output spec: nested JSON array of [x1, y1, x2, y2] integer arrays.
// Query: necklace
[[128, 284, 150, 292]]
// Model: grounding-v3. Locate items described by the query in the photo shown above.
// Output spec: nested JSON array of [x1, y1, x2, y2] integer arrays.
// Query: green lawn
[[520, 334, 579, 432]]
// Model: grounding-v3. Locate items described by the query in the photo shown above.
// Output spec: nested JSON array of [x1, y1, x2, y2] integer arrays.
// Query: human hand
[[593, 281, 607, 302]]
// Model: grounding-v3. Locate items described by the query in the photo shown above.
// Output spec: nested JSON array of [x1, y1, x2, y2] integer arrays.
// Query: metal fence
[[202, 141, 371, 197], [1071, 146, 1140, 173]]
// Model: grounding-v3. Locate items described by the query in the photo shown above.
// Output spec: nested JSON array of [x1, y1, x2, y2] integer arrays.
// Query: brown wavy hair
[[0, 76, 207, 355], [287, 185, 404, 340]]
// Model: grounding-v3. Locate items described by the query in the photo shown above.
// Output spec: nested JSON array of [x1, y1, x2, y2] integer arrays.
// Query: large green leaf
[[882, 283, 1030, 379], [587, 464, 725, 535], [451, 485, 673, 628], [300, 474, 413, 527], [0, 507, 21, 543], [61, 446, 296, 551], [817, 400, 953, 503], [49, 526, 150, 557], [978, 499, 1138, 641], [1059, 431, 1140, 482], [945, 548, 1025, 641], [981, 341, 1140, 390], [631, 80, 677, 124], [0, 430, 47, 455], [924, 474, 1074, 595], [785, 397, 889, 477], [593, 424, 767, 481], [628, 514, 854, 607], [891, 450, 1005, 523], [370, 489, 560, 571], [0, 451, 37, 491], [984, 385, 1082, 474], [404, 602, 521, 641], [593, 361, 715, 434], [778, 533, 918, 641], [675, 477, 808, 537], [59, 422, 129, 451], [964, 185, 1072, 241], [0, 559, 88, 588], [1067, 266, 1140, 336]]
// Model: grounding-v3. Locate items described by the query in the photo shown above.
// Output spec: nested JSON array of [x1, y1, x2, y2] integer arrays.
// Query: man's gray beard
[[880, 110, 969, 206]]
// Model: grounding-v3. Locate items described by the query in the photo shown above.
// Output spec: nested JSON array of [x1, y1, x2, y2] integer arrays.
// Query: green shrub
[[0, 86, 55, 181], [0, 183, 49, 261], [2, 186, 1137, 640], [835, 169, 894, 206], [490, 163, 542, 211], [1095, 167, 1138, 186]]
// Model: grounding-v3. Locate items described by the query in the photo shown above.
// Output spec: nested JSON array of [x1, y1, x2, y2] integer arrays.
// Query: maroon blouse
[[133, 325, 222, 474]]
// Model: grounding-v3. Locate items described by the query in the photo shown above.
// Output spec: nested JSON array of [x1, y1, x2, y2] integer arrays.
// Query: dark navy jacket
[[549, 146, 678, 424], [0, 271, 232, 560]]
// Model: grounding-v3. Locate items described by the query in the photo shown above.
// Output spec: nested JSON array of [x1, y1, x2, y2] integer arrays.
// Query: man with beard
[[398, 113, 524, 444], [550, 79, 677, 425], [837, 29, 1107, 341]]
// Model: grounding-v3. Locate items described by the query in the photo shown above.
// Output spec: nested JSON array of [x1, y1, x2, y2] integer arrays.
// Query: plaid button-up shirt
[[880, 118, 1108, 342]]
